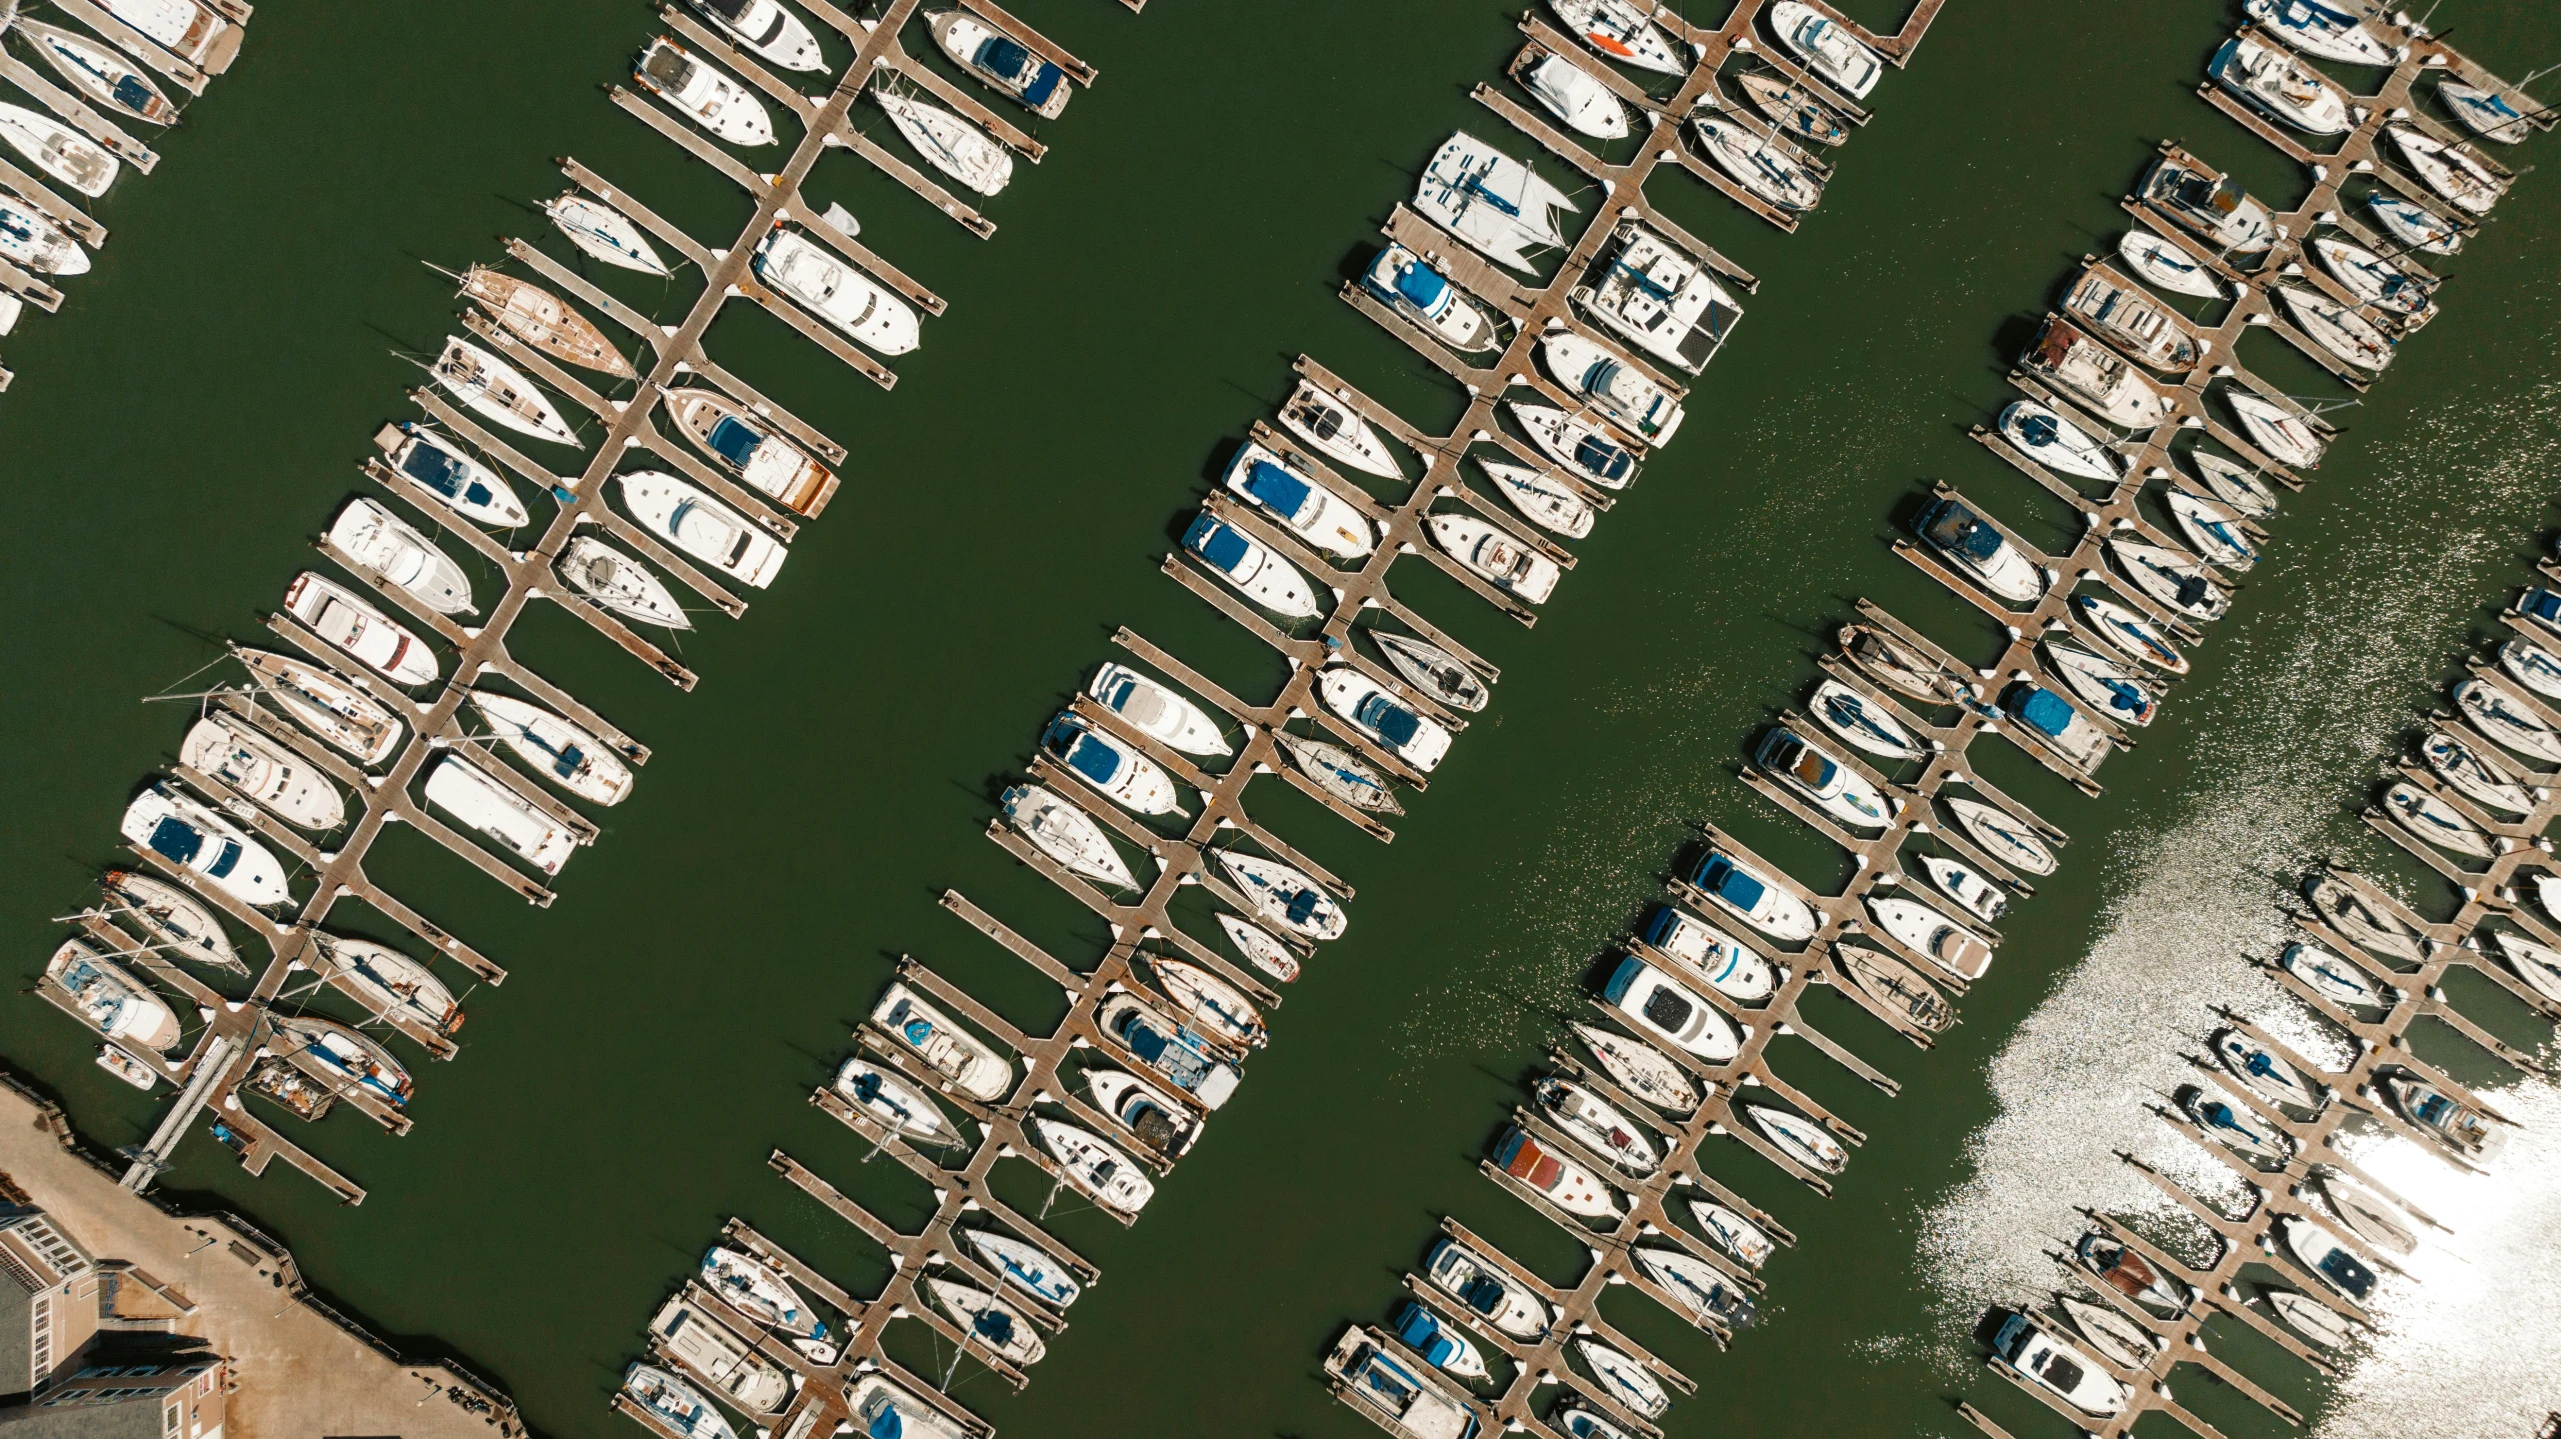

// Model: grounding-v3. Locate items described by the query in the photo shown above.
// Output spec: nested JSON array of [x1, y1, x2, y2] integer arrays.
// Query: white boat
[[1688, 1200, 1776, 1268], [120, 783, 292, 908], [1415, 131, 1577, 274], [2071, 593, 2189, 675], [1535, 1076, 1660, 1174], [423, 755, 580, 875], [2383, 782, 2492, 859], [181, 715, 345, 830], [930, 10, 1070, 118], [1736, 71, 1848, 147], [2276, 284, 2392, 372], [1035, 1118, 1153, 1214], [470, 691, 632, 806], [1040, 712, 1178, 816], [636, 40, 774, 146], [2281, 1216, 2378, 1304], [2004, 682, 2111, 771], [1424, 1237, 1551, 1338], [1576, 1339, 1668, 1418], [2115, 228, 2224, 299], [651, 1298, 795, 1415], [1088, 663, 1228, 757], [1510, 401, 1639, 487], [1808, 678, 1924, 762], [432, 336, 578, 447], [232, 647, 404, 765], [1364, 244, 1506, 356], [1225, 442, 1375, 559], [1373, 632, 1490, 714], [2109, 537, 2231, 622], [2044, 638, 2156, 728], [835, 1058, 957, 1143], [1001, 781, 1134, 887], [1632, 1246, 1755, 1330], [1542, 331, 1684, 444], [1915, 497, 2046, 606], [2211, 34, 2352, 134], [328, 500, 474, 614], [0, 194, 89, 276], [1999, 400, 2122, 481], [2488, 930, 2561, 1006], [1523, 51, 1627, 139], [2385, 1074, 2504, 1158], [846, 1375, 963, 1439], [1769, 0, 1882, 96], [666, 390, 836, 517], [546, 193, 670, 275], [2367, 191, 2461, 254], [2210, 1029, 2322, 1111], [1181, 512, 1323, 619], [2268, 1289, 2355, 1348], [615, 471, 787, 588], [1989, 1312, 2130, 1418], [2185, 448, 2279, 519], [2437, 78, 2530, 145], [283, 572, 438, 686], [2245, 0, 2395, 65], [2421, 729, 2530, 815], [1387, 1302, 1486, 1382], [1428, 514, 1559, 603], [47, 940, 180, 1052], [2390, 127, 2506, 214], [559, 537, 689, 629], [873, 981, 1012, 1101], [315, 934, 459, 1034], [1548, 0, 1681, 73], [1747, 1102, 1846, 1173], [1688, 848, 1818, 940], [19, 19, 179, 125], [2076, 1233, 2187, 1315], [96, 1047, 156, 1090], [1099, 995, 1242, 1109], [2310, 237, 2434, 324], [1640, 904, 1777, 1002], [2452, 678, 2561, 764], [1087, 1068, 1199, 1157], [1494, 1125, 1618, 1218], [2319, 1171, 2417, 1256], [1840, 623, 1977, 708], [925, 1279, 1045, 1366], [2226, 390, 2325, 468], [689, 0, 822, 69], [2281, 940, 2392, 1010], [1569, 1022, 1701, 1112], [1217, 913, 1300, 984], [1945, 795, 2058, 875], [700, 1246, 835, 1362], [2142, 158, 2277, 254], [2499, 638, 2561, 701], [1216, 850, 1346, 941], [623, 1365, 733, 1439], [1691, 112, 1822, 211], [276, 1014, 411, 1107], [754, 230, 920, 355], [1278, 380, 1400, 479], [1867, 894, 1992, 981], [963, 1229, 1081, 1309], [98, 0, 234, 69], [100, 869, 241, 973], [0, 103, 117, 197], [383, 423, 529, 529], [1917, 854, 2007, 924], [1146, 956, 1265, 1049], [2304, 872, 2425, 965], [2065, 264, 2207, 373], [2024, 317, 2173, 428], [1574, 220, 1743, 374], [1757, 727, 1894, 829], [2057, 1295, 2157, 1371], [876, 90, 1011, 197], [1603, 955, 1741, 1061], [1318, 667, 1452, 772], [2183, 1087, 2293, 1165]]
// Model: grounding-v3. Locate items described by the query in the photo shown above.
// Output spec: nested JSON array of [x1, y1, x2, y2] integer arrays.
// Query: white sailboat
[[1476, 457, 1594, 538], [231, 647, 405, 765], [181, 715, 346, 830], [2116, 228, 2224, 298], [314, 934, 460, 1034], [2275, 285, 2392, 372], [432, 336, 579, 446], [19, 20, 180, 126], [100, 870, 243, 974], [1548, 0, 1681, 74], [558, 538, 689, 629], [1414, 131, 1577, 274], [1035, 1118, 1154, 1215], [1216, 850, 1346, 941], [0, 103, 118, 197], [547, 192, 672, 274], [2225, 390, 2326, 468], [1278, 380, 1400, 478], [835, 1058, 958, 1143], [1000, 782, 1135, 888], [1509, 401, 1639, 487], [876, 90, 1012, 197], [1217, 913, 1300, 984], [469, 690, 634, 806], [0, 195, 89, 276], [1691, 111, 1822, 210]]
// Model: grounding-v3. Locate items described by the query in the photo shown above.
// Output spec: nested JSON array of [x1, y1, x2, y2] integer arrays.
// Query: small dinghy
[[623, 1366, 732, 1439], [1273, 730, 1403, 815], [47, 941, 180, 1053], [1688, 849, 1819, 940], [2167, 490, 2259, 570], [1430, 513, 1560, 603], [1522, 51, 1628, 140], [232, 647, 404, 764], [2281, 941, 2393, 1011], [1536, 1076, 1660, 1174], [559, 537, 688, 629], [1548, 0, 1682, 74], [1945, 795, 2059, 876], [1088, 663, 1228, 756], [964, 1230, 1081, 1309], [930, 9, 1071, 118], [2453, 678, 2561, 764], [1745, 1102, 1847, 1174], [2267, 1289, 2354, 1348], [926, 1279, 1046, 1366], [1867, 894, 1992, 982], [2077, 1232, 2187, 1315], [2319, 1171, 2417, 1256], [1390, 1301, 1486, 1381], [877, 90, 1012, 196], [2389, 127, 2506, 214], [1832, 943, 1956, 1034], [1372, 632, 1490, 714], [1917, 854, 2006, 924], [2309, 237, 2434, 325], [2185, 448, 2279, 519], [2071, 593, 2188, 675], [702, 1247, 836, 1362], [1181, 512, 1323, 620], [2281, 1216, 2377, 1304], [384, 423, 529, 529], [1216, 912, 1300, 984], [329, 499, 474, 614], [1839, 623, 1976, 708], [2058, 1295, 2156, 1370], [2044, 639, 2156, 727], [1809, 679, 1924, 763], [2438, 78, 2530, 145], [433, 336, 578, 447], [1217, 850, 1347, 941], [835, 1058, 958, 1143], [2211, 34, 2353, 135], [1477, 457, 1595, 539], [2487, 930, 2561, 1006], [0, 103, 117, 196], [1037, 1118, 1154, 1214], [1088, 1068, 1199, 1158], [1691, 112, 1823, 212], [1278, 380, 1399, 479], [546, 191, 671, 274], [1758, 727, 1894, 830], [1604, 956, 1742, 1062], [1040, 712, 1180, 816], [636, 38, 774, 146], [1319, 666, 1453, 772], [314, 934, 459, 1034], [2367, 191, 2461, 255], [2304, 873, 2425, 965], [1145, 956, 1266, 1049], [2181, 1087, 2294, 1166], [1424, 1237, 1551, 1337], [94, 1047, 154, 1090], [121, 784, 293, 909], [20, 20, 178, 126], [1736, 71, 1846, 147], [2501, 639, 2561, 703], [1509, 401, 1638, 488], [873, 982, 1011, 1101], [2383, 782, 2492, 860], [2212, 1029, 2322, 1111], [2420, 729, 2531, 816], [2108, 537, 2231, 622], [2276, 285, 2393, 372], [100, 870, 241, 974], [284, 572, 438, 686], [2024, 316, 2173, 428], [1641, 906, 1776, 1002], [181, 715, 346, 830], [459, 267, 634, 378], [2116, 228, 2224, 299], [1494, 1126, 1618, 1219], [1689, 1200, 1777, 1268], [470, 691, 633, 805], [2226, 390, 2326, 468], [1576, 1339, 1669, 1419], [1999, 400, 2123, 481], [1569, 1022, 1701, 1113], [1001, 781, 1134, 888], [1769, 0, 1882, 97], [1632, 1245, 1756, 1330]]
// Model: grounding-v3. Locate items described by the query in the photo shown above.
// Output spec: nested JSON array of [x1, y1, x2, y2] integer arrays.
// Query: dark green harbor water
[[4, 1, 2559, 1436]]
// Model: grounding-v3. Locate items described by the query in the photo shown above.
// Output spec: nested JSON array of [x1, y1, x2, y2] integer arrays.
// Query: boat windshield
[[1185, 517, 1251, 573], [1241, 460, 1313, 519], [705, 416, 765, 466]]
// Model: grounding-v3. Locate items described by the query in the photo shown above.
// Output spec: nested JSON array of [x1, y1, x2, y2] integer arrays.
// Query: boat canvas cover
[[1060, 733, 1119, 786], [1394, 1305, 1462, 1368], [1356, 693, 1423, 747], [1395, 261, 1450, 311], [1495, 1129, 1565, 1190], [707, 416, 764, 467], [1704, 858, 1765, 911], [402, 443, 496, 507], [2011, 686, 2076, 739], [1924, 503, 2004, 564], [978, 37, 1061, 108], [1184, 514, 1250, 573], [1240, 461, 1314, 520]]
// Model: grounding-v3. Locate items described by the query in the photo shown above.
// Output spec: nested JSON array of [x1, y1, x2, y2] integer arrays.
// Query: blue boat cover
[[1701, 855, 1765, 911], [1241, 460, 1313, 519], [1920, 500, 2005, 563], [2528, 590, 2561, 623], [1572, 434, 1631, 481], [1064, 735, 1120, 785], [1020, 60, 1063, 108], [1183, 514, 1250, 573], [707, 416, 764, 467], [146, 816, 204, 866], [401, 443, 464, 492], [1393, 257, 1449, 312], [2016, 412, 2060, 447], [204, 840, 243, 880], [1642, 906, 1681, 947], [1123, 1019, 1168, 1063], [2318, 1246, 2375, 1299], [552, 745, 586, 778], [1355, 692, 1422, 748], [867, 1405, 903, 1439], [1283, 888, 1320, 924], [2008, 685, 2075, 738], [1394, 1302, 1455, 1364]]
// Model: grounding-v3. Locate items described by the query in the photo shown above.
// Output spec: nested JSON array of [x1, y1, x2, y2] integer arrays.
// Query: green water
[[5, 1, 2560, 1437]]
